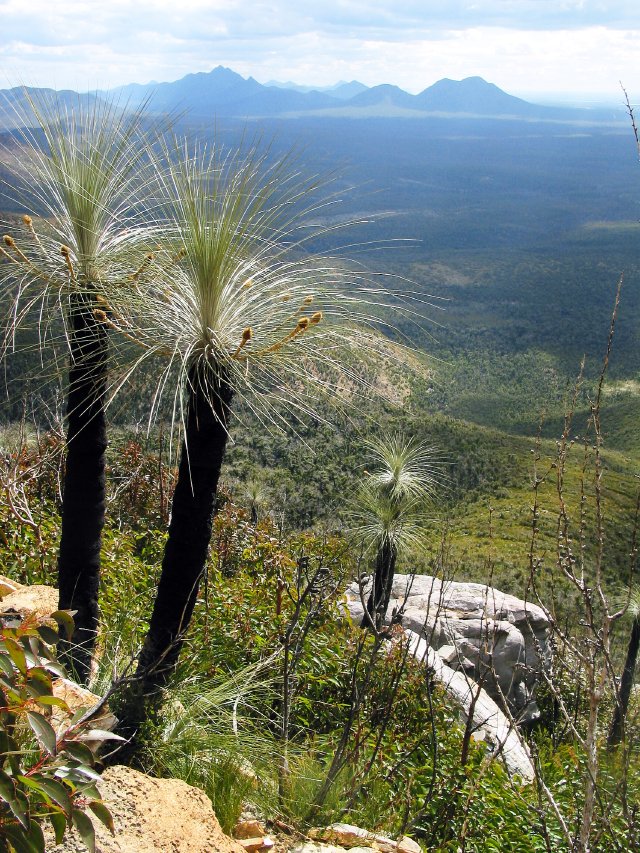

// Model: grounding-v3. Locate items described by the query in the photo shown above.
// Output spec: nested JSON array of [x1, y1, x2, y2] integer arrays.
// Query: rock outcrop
[[345, 574, 549, 781], [47, 765, 245, 852], [0, 573, 58, 623], [404, 630, 535, 780], [346, 574, 548, 722], [307, 824, 421, 852]]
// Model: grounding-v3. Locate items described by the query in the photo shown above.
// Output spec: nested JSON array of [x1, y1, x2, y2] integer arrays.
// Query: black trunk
[[136, 365, 233, 696], [363, 539, 397, 630], [57, 296, 108, 684], [608, 615, 640, 747]]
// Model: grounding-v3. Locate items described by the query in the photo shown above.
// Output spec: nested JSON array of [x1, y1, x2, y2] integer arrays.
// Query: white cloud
[[0, 1, 637, 96]]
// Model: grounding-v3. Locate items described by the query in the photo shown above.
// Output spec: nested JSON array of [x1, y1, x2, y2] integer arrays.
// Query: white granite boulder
[[346, 574, 549, 725]]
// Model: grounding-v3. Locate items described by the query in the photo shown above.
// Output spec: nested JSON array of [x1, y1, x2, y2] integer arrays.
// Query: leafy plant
[[0, 614, 118, 852]]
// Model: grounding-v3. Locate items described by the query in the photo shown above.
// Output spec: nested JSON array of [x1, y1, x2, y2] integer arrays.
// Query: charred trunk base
[[115, 367, 233, 746], [57, 300, 108, 684], [362, 542, 397, 632]]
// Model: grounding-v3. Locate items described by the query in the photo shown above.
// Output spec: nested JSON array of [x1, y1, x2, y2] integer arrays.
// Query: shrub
[[0, 614, 116, 852]]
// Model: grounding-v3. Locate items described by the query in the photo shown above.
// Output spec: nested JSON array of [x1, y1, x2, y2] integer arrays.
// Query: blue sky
[[0, 1, 638, 102]]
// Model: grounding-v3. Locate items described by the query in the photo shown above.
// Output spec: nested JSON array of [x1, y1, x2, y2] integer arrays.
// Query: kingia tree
[[101, 140, 418, 701], [0, 95, 158, 682]]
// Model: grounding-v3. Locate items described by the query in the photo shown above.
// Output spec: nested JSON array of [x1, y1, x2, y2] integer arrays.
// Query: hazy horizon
[[1, 1, 638, 104], [5, 66, 624, 113]]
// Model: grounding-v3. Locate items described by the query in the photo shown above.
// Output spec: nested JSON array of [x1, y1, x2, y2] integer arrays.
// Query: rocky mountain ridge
[[0, 67, 627, 126]]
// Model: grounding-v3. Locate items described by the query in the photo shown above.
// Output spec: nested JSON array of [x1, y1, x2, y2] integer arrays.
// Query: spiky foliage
[[138, 660, 280, 832], [353, 434, 442, 552], [1, 93, 158, 333], [102, 140, 425, 432], [0, 93, 159, 682], [366, 432, 441, 500], [101, 141, 432, 718], [351, 435, 443, 627]]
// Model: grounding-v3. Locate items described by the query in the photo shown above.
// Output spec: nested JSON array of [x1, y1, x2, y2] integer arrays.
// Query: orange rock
[[234, 819, 266, 839], [238, 837, 274, 853]]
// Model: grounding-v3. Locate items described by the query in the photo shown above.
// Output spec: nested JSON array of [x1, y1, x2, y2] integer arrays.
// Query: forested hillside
[[1, 85, 639, 851]]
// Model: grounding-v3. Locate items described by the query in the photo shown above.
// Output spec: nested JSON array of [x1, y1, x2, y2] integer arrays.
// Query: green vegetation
[[0, 379, 638, 849], [0, 613, 116, 852], [0, 98, 639, 853], [351, 434, 442, 627]]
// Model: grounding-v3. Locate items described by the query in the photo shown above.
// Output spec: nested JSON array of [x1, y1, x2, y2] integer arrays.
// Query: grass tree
[[101, 139, 419, 705], [352, 434, 441, 630], [0, 95, 157, 682]]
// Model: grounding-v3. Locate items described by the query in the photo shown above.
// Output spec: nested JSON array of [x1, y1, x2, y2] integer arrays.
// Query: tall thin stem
[[57, 295, 108, 683]]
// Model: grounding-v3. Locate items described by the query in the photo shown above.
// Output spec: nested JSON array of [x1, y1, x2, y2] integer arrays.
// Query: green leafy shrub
[[0, 614, 116, 852]]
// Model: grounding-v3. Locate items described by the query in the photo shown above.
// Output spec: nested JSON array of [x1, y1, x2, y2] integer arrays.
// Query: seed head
[[93, 309, 108, 322], [309, 311, 323, 325], [297, 317, 310, 332], [21, 215, 32, 227], [243, 278, 253, 289], [232, 326, 254, 359], [303, 295, 313, 305], [60, 245, 75, 278], [3, 235, 15, 247]]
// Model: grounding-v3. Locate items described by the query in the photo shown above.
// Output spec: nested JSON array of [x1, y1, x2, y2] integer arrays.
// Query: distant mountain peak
[[415, 76, 537, 115], [1, 68, 622, 126]]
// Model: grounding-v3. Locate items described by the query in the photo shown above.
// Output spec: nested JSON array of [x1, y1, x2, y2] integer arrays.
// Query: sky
[[0, 1, 638, 104]]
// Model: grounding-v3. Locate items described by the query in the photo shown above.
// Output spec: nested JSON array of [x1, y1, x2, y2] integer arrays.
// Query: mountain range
[[0, 66, 627, 128]]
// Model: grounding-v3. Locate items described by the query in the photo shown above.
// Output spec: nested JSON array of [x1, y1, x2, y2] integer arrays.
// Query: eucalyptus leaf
[[4, 637, 27, 675], [0, 652, 15, 677], [50, 611, 75, 642], [35, 695, 70, 711], [3, 823, 41, 853], [77, 729, 125, 743], [36, 625, 59, 646], [89, 800, 115, 833], [25, 817, 45, 853], [26, 711, 57, 756], [62, 741, 94, 765], [9, 788, 30, 829], [0, 766, 16, 803], [65, 765, 102, 784], [72, 807, 96, 853], [41, 660, 66, 678], [49, 809, 66, 845], [68, 706, 91, 726], [32, 777, 72, 814]]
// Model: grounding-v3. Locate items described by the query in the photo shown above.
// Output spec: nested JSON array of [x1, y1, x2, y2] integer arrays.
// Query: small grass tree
[[352, 434, 441, 630]]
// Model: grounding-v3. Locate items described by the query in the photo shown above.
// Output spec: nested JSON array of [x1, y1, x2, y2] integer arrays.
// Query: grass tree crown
[[101, 139, 429, 431], [0, 93, 161, 350], [352, 434, 445, 554]]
